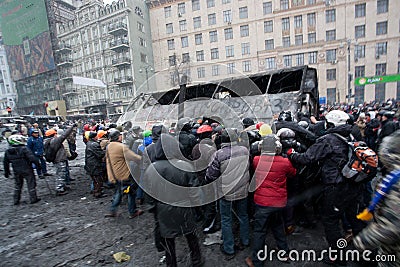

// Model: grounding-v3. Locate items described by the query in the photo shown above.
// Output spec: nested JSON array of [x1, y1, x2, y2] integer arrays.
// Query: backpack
[[43, 138, 59, 163], [333, 133, 378, 183]]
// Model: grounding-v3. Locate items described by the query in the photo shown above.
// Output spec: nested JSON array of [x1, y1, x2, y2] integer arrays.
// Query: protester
[[4, 134, 41, 204], [84, 131, 106, 198], [27, 129, 50, 177]]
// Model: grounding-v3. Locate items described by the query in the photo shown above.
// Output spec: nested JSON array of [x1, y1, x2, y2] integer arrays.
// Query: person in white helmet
[[287, 110, 366, 266]]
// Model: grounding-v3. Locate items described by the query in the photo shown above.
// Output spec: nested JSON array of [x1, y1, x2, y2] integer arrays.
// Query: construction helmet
[[325, 110, 349, 127], [45, 129, 57, 137], [197, 125, 213, 134], [8, 134, 27, 146]]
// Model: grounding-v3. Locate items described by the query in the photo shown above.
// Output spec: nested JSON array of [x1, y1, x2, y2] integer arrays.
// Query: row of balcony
[[108, 22, 128, 36], [59, 71, 133, 86], [56, 43, 72, 54], [110, 39, 129, 52], [57, 56, 73, 67]]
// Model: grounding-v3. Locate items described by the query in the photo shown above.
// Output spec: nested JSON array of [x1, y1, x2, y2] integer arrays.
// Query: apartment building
[[148, 0, 400, 104], [0, 33, 16, 115], [56, 0, 154, 115]]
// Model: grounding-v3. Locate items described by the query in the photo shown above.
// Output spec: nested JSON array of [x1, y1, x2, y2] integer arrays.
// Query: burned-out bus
[[117, 66, 318, 129]]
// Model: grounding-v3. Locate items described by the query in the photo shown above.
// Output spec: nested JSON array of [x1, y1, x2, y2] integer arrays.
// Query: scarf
[[357, 169, 400, 221]]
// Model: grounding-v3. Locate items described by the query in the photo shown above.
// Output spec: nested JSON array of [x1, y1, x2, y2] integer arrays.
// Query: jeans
[[252, 205, 288, 267], [110, 181, 137, 215], [219, 198, 249, 254], [35, 156, 47, 175]]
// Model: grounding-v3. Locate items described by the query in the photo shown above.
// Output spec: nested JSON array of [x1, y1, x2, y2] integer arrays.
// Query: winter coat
[[4, 145, 40, 177], [377, 120, 398, 148], [106, 141, 141, 183], [177, 130, 197, 160], [84, 139, 105, 176], [289, 124, 352, 185], [253, 154, 296, 207], [206, 142, 250, 201], [143, 134, 199, 238], [309, 120, 327, 138], [275, 121, 316, 147], [48, 126, 75, 163], [353, 177, 400, 267], [27, 136, 44, 156], [191, 138, 217, 184]]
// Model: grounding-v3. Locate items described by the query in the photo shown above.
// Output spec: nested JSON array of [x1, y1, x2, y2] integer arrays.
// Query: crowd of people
[[2, 99, 400, 267]]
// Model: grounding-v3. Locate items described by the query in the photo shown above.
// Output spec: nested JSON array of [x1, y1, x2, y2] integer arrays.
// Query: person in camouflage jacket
[[353, 130, 400, 267]]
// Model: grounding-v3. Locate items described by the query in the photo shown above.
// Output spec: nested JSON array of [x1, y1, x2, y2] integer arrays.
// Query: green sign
[[0, 0, 55, 81], [355, 74, 400, 86]]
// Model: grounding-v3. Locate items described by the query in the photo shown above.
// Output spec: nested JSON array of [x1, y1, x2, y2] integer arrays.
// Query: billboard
[[0, 0, 56, 81]]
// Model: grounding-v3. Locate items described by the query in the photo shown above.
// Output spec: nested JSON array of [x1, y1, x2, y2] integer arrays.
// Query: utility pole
[[178, 73, 187, 119], [347, 39, 352, 104]]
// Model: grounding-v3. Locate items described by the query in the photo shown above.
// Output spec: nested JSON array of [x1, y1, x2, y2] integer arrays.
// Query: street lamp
[[139, 66, 154, 92], [347, 39, 353, 105]]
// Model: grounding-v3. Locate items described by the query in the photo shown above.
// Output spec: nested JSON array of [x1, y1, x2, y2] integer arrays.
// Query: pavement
[[0, 138, 367, 267]]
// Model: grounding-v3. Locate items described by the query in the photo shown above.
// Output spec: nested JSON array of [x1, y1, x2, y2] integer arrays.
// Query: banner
[[0, 0, 56, 81], [355, 74, 400, 86], [72, 76, 107, 88]]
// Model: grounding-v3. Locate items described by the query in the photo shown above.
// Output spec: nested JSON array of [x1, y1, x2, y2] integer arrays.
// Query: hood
[[154, 134, 184, 161], [326, 124, 352, 137], [151, 125, 167, 142]]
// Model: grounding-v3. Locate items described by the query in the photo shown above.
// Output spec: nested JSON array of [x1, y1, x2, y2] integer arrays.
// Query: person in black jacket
[[364, 112, 380, 151], [4, 134, 41, 205], [144, 134, 203, 267], [84, 132, 106, 198], [176, 117, 197, 160], [376, 111, 398, 149], [288, 110, 366, 265]]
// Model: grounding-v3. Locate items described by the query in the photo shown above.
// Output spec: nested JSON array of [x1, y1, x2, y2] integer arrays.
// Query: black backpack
[[43, 138, 59, 163]]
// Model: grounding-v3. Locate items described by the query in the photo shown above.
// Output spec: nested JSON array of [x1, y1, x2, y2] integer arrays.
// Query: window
[[226, 45, 234, 57], [192, 0, 200, 11], [282, 17, 290, 31], [284, 55, 292, 67], [355, 3, 366, 18], [209, 30, 218, 42], [196, 50, 204, 61], [376, 21, 388, 35], [139, 37, 146, 47], [280, 0, 289, 10], [376, 63, 386, 75], [282, 36, 290, 47], [264, 20, 273, 33], [376, 42, 387, 56], [222, 0, 231, 4], [179, 20, 187, 31], [227, 63, 235, 74], [212, 65, 219, 76], [240, 25, 249, 37], [182, 53, 190, 63], [295, 53, 304, 65], [355, 86, 365, 105], [140, 53, 148, 63], [169, 55, 176, 66], [181, 36, 189, 48], [263, 2, 272, 15], [292, 0, 303, 6], [242, 42, 250, 55], [239, 7, 248, 19], [208, 13, 216, 25], [193, 17, 201, 29], [354, 45, 365, 59], [377, 0, 388, 14], [307, 0, 316, 4], [308, 51, 317, 64], [164, 6, 171, 18], [355, 66, 365, 78], [294, 15, 302, 28], [295, 35, 303, 46], [207, 0, 215, 8], [224, 28, 233, 40], [265, 57, 276, 69], [308, 33, 316, 43], [211, 48, 219, 59], [326, 49, 337, 62], [355, 25, 365, 38], [167, 39, 175, 50], [243, 61, 251, 72], [178, 3, 186, 15], [307, 13, 316, 26], [326, 30, 336, 41], [137, 22, 145, 32], [197, 67, 205, 78], [327, 88, 336, 105], [223, 10, 232, 23], [166, 23, 173, 34], [327, 69, 336, 80], [375, 84, 385, 102], [195, 33, 203, 45], [265, 39, 274, 50], [326, 9, 336, 23]]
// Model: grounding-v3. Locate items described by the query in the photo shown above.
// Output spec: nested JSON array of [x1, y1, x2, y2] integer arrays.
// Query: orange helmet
[[256, 122, 264, 130], [97, 130, 107, 139], [45, 129, 57, 137], [83, 124, 90, 131], [197, 125, 213, 134]]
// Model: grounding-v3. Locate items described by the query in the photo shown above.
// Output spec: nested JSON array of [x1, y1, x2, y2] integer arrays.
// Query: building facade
[[56, 0, 154, 115], [0, 33, 16, 115], [148, 0, 400, 104]]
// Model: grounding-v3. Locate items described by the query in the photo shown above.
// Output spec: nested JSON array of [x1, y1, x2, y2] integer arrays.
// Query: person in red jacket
[[246, 134, 296, 267]]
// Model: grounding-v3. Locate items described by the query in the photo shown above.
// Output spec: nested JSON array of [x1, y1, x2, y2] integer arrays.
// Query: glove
[[286, 148, 296, 156], [5, 173, 10, 179], [73, 123, 78, 128]]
